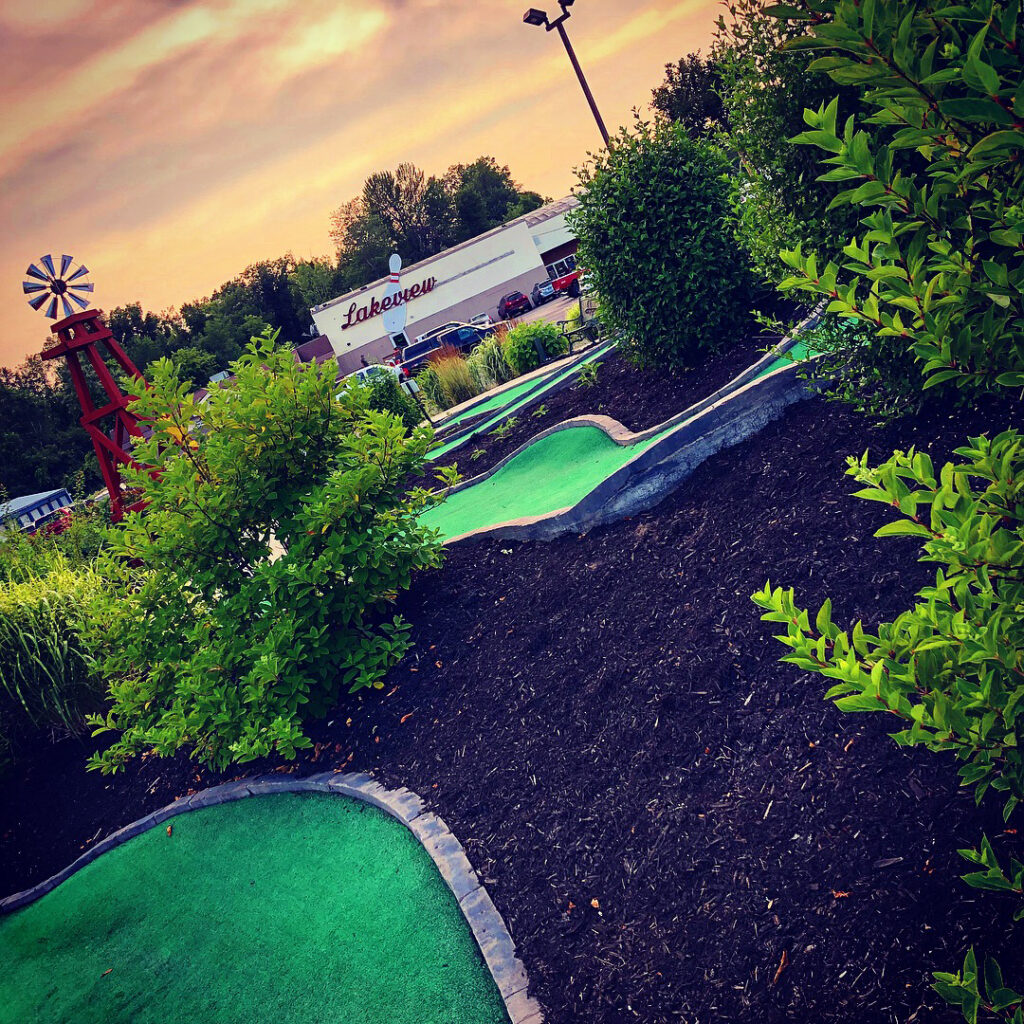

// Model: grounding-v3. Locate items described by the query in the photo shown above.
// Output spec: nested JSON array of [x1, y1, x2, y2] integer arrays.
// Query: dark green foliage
[[571, 118, 754, 371], [502, 321, 567, 376], [713, 0, 866, 281], [86, 331, 445, 773], [171, 347, 219, 390], [364, 372, 422, 431], [775, 0, 1024, 396], [330, 157, 545, 290], [651, 53, 727, 138]]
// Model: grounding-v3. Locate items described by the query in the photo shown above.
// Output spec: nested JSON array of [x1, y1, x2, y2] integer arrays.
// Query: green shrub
[[86, 330, 445, 773], [466, 335, 514, 392], [364, 371, 421, 431], [427, 345, 479, 408], [777, 0, 1024, 396], [570, 117, 754, 371], [503, 321, 567, 377], [712, 0, 866, 282], [0, 555, 107, 766], [754, 434, 1024, 817]]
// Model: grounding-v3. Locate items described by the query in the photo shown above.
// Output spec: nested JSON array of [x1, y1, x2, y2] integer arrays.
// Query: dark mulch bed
[[4, 389, 1024, 1024], [415, 337, 768, 487]]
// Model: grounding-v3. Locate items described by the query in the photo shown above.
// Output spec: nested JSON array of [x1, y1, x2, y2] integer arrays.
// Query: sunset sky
[[0, 0, 718, 367]]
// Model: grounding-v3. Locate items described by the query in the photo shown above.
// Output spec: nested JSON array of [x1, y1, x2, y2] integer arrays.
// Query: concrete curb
[[0, 774, 543, 1024]]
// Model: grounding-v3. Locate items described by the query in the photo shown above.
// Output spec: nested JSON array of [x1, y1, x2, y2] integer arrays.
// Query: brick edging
[[0, 774, 543, 1024]]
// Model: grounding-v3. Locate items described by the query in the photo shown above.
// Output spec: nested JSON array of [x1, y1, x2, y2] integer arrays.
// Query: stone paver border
[[0, 773, 542, 1024]]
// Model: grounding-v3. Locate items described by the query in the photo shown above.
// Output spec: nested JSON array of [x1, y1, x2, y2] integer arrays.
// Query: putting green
[[430, 341, 615, 461], [421, 424, 662, 539], [422, 345, 820, 541], [0, 794, 508, 1024]]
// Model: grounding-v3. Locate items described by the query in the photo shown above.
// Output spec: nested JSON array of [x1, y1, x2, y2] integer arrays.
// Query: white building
[[301, 196, 579, 375]]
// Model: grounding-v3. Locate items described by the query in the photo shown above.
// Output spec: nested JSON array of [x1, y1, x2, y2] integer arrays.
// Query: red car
[[498, 291, 532, 319]]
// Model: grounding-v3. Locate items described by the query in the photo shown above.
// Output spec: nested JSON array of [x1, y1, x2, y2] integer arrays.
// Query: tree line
[[1, 156, 544, 499]]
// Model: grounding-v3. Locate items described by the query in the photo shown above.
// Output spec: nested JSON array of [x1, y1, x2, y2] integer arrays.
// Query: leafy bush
[[776, 0, 1024, 395], [426, 345, 479, 408], [570, 117, 754, 371], [363, 371, 421, 431], [750, 4, 1024, 1013], [0, 555, 108, 767], [712, 0, 866, 281], [0, 502, 110, 582], [466, 335, 514, 392], [503, 321, 567, 377], [86, 331, 445, 773]]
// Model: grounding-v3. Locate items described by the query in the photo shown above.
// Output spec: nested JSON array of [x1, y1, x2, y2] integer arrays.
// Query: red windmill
[[25, 255, 148, 520]]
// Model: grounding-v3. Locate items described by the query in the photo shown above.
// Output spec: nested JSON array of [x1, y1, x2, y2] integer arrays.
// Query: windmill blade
[[60, 295, 74, 318], [67, 264, 89, 282], [27, 292, 50, 311], [22, 281, 48, 294], [40, 254, 56, 277], [69, 291, 90, 310], [60, 254, 73, 276], [25, 263, 49, 282], [44, 296, 58, 319], [73, 282, 94, 292]]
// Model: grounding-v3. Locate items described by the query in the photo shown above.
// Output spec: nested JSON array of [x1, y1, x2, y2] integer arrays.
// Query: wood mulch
[[3, 386, 1023, 1024]]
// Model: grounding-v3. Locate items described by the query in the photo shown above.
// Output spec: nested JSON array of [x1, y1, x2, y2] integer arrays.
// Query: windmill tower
[[25, 255, 148, 520]]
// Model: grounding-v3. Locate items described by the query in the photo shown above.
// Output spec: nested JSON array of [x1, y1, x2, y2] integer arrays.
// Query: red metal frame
[[41, 309, 148, 520]]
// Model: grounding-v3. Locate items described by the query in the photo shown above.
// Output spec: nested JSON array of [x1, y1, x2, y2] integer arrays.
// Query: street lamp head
[[523, 8, 548, 26]]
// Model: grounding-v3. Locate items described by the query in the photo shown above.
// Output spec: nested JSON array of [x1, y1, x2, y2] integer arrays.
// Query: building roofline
[[311, 195, 578, 316]]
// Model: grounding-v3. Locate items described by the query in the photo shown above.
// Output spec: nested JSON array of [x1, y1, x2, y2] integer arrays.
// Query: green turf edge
[[0, 793, 509, 1024]]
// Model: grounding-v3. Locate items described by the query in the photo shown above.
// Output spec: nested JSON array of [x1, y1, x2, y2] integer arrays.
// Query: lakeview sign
[[339, 275, 436, 331]]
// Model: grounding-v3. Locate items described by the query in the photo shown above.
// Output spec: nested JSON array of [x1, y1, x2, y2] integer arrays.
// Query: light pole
[[523, 2, 611, 149]]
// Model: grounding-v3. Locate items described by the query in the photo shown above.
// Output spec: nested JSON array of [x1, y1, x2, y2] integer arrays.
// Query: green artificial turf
[[421, 424, 662, 540], [0, 794, 508, 1024], [421, 342, 821, 541], [429, 341, 615, 461]]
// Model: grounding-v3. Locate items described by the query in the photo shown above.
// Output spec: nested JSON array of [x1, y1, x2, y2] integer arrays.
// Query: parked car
[[469, 312, 494, 329], [399, 323, 490, 374], [340, 364, 401, 386], [498, 291, 532, 319], [414, 321, 462, 346], [531, 280, 556, 306]]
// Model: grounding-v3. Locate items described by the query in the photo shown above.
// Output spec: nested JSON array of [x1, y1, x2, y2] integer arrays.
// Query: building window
[[546, 255, 577, 280], [19, 515, 30, 528]]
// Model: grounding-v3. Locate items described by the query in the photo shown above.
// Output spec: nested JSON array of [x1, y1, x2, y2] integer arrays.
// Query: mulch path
[[4, 387, 1024, 1024], [413, 337, 768, 488]]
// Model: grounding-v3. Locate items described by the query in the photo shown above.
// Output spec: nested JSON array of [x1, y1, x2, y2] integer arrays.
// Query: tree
[[291, 257, 344, 311], [328, 157, 547, 290], [570, 117, 754, 370], [712, 0, 866, 281], [86, 330, 448, 772], [171, 346, 218, 389], [651, 53, 728, 138]]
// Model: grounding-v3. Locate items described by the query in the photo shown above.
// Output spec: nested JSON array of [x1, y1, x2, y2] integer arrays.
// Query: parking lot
[[511, 292, 582, 329]]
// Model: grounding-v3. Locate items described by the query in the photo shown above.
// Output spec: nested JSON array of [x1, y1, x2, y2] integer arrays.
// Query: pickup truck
[[398, 323, 490, 375], [551, 269, 582, 298]]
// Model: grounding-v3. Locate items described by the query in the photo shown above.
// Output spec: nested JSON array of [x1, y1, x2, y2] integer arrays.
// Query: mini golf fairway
[[430, 340, 615, 461], [421, 424, 661, 540], [422, 340, 820, 542], [0, 793, 508, 1024]]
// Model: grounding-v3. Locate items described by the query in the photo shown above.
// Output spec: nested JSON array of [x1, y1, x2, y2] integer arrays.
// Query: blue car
[[532, 280, 556, 306]]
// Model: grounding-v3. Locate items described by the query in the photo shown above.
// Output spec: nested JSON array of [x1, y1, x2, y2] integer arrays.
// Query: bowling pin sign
[[381, 253, 407, 342]]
